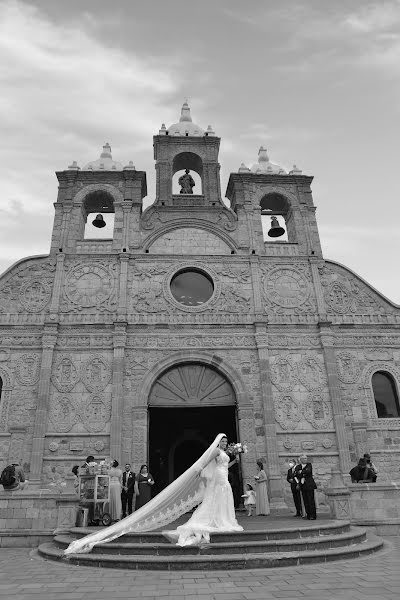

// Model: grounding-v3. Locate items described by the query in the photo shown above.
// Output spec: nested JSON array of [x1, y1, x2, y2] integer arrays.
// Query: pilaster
[[255, 327, 287, 509], [110, 322, 127, 463], [29, 325, 58, 488]]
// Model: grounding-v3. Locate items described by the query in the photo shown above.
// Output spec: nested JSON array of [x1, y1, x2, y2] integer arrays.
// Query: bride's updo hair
[[112, 460, 119, 468], [256, 459, 264, 469]]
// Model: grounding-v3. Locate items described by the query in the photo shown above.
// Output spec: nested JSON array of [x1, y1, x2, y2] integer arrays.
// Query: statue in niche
[[178, 169, 195, 194]]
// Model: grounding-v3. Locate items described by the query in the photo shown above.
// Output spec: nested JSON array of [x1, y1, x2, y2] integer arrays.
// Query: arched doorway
[[148, 363, 240, 502]]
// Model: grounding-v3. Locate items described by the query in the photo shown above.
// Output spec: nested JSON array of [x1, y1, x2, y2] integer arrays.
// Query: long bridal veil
[[64, 433, 226, 555]]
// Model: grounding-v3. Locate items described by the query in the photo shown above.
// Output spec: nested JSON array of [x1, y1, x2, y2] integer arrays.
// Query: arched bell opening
[[172, 151, 203, 195], [83, 190, 115, 239], [260, 192, 290, 242]]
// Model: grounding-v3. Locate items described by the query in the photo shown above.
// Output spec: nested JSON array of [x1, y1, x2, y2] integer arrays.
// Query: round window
[[170, 269, 214, 306]]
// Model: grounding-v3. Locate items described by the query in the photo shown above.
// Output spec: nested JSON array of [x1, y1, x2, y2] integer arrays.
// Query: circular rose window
[[170, 269, 214, 306]]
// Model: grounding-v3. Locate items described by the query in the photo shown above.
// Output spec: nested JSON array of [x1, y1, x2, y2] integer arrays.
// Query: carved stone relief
[[218, 285, 250, 313], [319, 264, 392, 315], [48, 394, 79, 432], [81, 355, 112, 392], [303, 393, 333, 429], [298, 355, 327, 392], [274, 394, 300, 430], [8, 389, 37, 428], [61, 261, 117, 313], [0, 258, 55, 314], [270, 355, 298, 392], [364, 348, 393, 361], [15, 353, 41, 385], [82, 394, 111, 433], [336, 351, 360, 384], [51, 354, 80, 392], [261, 264, 316, 314]]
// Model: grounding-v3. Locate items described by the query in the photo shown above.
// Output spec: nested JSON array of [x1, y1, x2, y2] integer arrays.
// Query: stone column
[[237, 403, 257, 485], [320, 327, 352, 475], [49, 252, 65, 320], [29, 325, 57, 488], [131, 406, 148, 473], [117, 254, 129, 318], [255, 328, 287, 509], [109, 323, 127, 463], [7, 427, 27, 464]]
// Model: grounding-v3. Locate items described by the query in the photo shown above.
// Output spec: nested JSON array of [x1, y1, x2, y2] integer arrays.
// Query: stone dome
[[251, 147, 287, 175], [167, 102, 205, 136], [83, 143, 123, 171]]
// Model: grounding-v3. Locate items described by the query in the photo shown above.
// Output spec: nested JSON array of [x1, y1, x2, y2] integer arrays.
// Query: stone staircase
[[38, 517, 384, 570]]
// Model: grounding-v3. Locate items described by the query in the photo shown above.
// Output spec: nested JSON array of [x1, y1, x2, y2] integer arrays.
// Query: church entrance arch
[[148, 363, 240, 502]]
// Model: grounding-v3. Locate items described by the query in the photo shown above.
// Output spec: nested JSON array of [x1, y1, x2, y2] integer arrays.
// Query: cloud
[[0, 0, 184, 274]]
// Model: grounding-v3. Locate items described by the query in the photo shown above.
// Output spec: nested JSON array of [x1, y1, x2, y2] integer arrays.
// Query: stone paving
[[0, 535, 399, 600]]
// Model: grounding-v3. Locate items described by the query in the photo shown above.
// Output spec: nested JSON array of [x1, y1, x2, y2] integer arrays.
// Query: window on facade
[[170, 269, 214, 306], [372, 371, 400, 418]]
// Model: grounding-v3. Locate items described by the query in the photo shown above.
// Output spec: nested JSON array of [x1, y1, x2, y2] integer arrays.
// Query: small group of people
[[73, 456, 155, 523], [349, 453, 378, 483], [286, 454, 317, 520], [242, 459, 270, 516], [0, 460, 28, 491]]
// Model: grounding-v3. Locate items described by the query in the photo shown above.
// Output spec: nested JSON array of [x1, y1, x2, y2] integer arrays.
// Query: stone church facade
[[1, 103, 400, 510]]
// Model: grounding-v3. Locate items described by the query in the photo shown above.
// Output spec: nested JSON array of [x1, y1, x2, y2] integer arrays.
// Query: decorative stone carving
[[325, 281, 354, 314], [218, 285, 251, 313], [19, 280, 51, 312], [15, 353, 40, 385], [218, 209, 237, 231], [302, 441, 316, 450], [131, 285, 168, 313], [303, 394, 333, 429], [48, 395, 79, 432], [270, 355, 298, 392], [82, 394, 111, 433], [274, 394, 300, 430], [217, 267, 250, 283], [94, 440, 105, 452], [283, 437, 293, 449], [126, 335, 255, 349], [49, 441, 59, 452], [81, 355, 112, 393], [141, 208, 163, 230], [263, 267, 310, 309], [298, 355, 327, 392], [336, 351, 360, 384], [131, 264, 167, 280], [322, 438, 333, 449], [7, 389, 37, 428], [364, 348, 393, 361], [62, 261, 117, 312], [70, 441, 84, 451], [0, 258, 55, 314], [0, 349, 10, 361], [268, 335, 320, 348], [51, 355, 80, 392]]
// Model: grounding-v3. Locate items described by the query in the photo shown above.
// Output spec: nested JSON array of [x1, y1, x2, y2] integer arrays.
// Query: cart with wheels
[[78, 473, 111, 526]]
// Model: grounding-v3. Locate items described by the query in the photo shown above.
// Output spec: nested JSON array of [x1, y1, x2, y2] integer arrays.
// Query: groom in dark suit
[[294, 454, 317, 520], [121, 463, 136, 518]]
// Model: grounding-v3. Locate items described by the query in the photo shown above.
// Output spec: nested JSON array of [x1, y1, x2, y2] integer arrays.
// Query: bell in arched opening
[[92, 214, 106, 228], [267, 216, 285, 238]]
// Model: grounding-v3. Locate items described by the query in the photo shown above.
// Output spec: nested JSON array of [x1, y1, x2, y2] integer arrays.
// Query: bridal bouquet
[[227, 442, 248, 456]]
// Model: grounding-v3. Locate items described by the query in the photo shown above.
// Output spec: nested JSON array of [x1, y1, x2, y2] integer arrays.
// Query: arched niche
[[260, 192, 290, 243], [82, 190, 115, 239], [172, 152, 203, 195]]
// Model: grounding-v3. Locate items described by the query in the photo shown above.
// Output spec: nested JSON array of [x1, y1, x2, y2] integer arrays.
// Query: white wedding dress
[[164, 449, 243, 546], [64, 433, 242, 555]]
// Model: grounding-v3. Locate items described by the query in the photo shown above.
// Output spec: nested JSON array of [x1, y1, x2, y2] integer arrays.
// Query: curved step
[[52, 528, 367, 556], [67, 520, 351, 543], [38, 534, 384, 570]]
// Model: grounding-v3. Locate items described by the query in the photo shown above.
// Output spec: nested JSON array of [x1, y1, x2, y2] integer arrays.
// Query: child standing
[[242, 484, 256, 516]]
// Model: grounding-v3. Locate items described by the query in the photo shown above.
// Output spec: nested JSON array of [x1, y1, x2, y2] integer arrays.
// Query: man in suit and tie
[[294, 454, 317, 520], [286, 458, 303, 517], [121, 463, 136, 518]]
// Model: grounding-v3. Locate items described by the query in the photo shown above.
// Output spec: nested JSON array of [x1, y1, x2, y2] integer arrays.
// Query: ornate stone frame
[[142, 221, 238, 253], [361, 362, 400, 427], [163, 262, 222, 313], [0, 365, 13, 432]]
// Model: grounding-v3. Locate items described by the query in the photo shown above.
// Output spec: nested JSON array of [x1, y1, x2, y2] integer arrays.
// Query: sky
[[0, 0, 399, 303]]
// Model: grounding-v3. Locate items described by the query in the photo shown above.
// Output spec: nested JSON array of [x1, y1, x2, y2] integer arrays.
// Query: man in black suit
[[294, 454, 317, 520], [286, 459, 303, 517], [121, 463, 136, 518]]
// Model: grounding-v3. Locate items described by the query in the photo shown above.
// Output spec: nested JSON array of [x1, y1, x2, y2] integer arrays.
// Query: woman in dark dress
[[135, 464, 155, 510]]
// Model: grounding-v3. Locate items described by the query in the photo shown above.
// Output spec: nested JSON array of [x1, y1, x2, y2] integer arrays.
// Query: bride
[[64, 433, 243, 555]]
